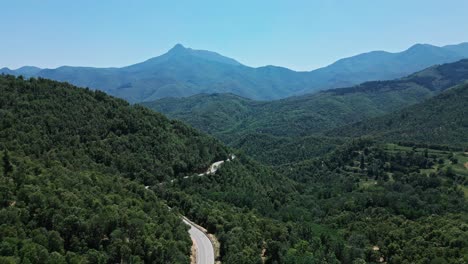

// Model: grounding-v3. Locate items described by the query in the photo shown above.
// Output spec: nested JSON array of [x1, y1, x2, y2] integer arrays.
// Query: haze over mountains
[[2, 42, 468, 102], [2, 44, 468, 263]]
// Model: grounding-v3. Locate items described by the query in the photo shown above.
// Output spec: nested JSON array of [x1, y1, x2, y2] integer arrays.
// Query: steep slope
[[0, 75, 323, 263], [2, 42, 468, 102], [145, 93, 258, 140], [0, 76, 233, 183], [331, 83, 468, 147], [230, 134, 345, 165], [0, 75, 231, 263], [0, 74, 338, 263]]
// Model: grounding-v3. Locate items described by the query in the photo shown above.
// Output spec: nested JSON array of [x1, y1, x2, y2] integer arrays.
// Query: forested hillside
[[144, 59, 468, 164], [0, 75, 352, 263], [148, 93, 257, 142], [164, 140, 468, 263], [0, 75, 228, 263], [280, 140, 468, 263], [1, 75, 467, 264], [0, 75, 229, 184], [332, 83, 468, 148], [147, 59, 468, 139], [3, 2, 468, 264], [231, 134, 345, 165]]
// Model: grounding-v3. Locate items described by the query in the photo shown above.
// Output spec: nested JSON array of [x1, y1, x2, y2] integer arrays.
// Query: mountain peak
[[162, 44, 242, 66], [168, 43, 188, 54]]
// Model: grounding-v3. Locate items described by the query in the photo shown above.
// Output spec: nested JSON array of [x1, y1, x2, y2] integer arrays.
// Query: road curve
[[149, 156, 234, 263], [183, 218, 215, 264]]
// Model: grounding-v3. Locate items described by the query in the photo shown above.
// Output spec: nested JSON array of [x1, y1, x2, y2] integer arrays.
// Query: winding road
[[181, 156, 234, 263], [183, 217, 215, 264], [147, 155, 235, 263]]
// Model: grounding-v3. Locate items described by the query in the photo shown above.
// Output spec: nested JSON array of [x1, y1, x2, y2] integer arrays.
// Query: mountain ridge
[[2, 42, 468, 102], [144, 59, 468, 163]]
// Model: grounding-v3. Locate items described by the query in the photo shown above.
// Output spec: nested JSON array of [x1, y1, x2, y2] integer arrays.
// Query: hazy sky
[[2, 0, 468, 70]]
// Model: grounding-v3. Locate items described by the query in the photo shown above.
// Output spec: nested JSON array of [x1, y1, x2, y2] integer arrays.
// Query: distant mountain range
[[2, 42, 468, 102]]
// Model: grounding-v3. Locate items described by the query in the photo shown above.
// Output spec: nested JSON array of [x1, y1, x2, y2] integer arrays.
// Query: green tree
[[2, 150, 13, 176]]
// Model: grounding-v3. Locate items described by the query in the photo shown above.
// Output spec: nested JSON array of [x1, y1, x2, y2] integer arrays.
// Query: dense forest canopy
[[144, 59, 468, 164], [145, 59, 468, 139], [331, 83, 468, 148], [1, 73, 468, 264], [0, 75, 229, 185], [164, 140, 468, 263], [0, 75, 229, 263]]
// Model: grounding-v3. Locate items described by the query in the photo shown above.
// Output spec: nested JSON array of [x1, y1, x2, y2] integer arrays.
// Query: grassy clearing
[[384, 143, 468, 198], [384, 143, 450, 155], [360, 179, 378, 189], [453, 153, 468, 177]]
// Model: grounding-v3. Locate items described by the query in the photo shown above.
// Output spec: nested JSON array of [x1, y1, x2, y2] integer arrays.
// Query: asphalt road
[[148, 157, 234, 263], [183, 218, 215, 264]]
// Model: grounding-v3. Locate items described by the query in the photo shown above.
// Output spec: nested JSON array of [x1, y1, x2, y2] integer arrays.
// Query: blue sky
[[1, 0, 468, 70]]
